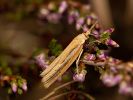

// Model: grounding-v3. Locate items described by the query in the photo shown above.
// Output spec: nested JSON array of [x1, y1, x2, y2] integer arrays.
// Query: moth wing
[[40, 34, 86, 77], [42, 45, 83, 88]]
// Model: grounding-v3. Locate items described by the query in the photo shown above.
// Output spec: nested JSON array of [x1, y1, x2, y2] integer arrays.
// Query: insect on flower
[[40, 21, 98, 88]]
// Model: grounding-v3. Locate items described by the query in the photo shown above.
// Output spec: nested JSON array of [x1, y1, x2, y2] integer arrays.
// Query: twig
[[47, 90, 95, 100], [40, 80, 78, 100]]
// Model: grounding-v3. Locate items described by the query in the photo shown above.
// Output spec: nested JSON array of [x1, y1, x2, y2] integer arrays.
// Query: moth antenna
[[85, 21, 98, 37]]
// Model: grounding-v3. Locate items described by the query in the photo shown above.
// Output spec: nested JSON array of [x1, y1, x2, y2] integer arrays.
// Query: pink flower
[[104, 28, 114, 34], [58, 77, 62, 82], [86, 15, 91, 26], [82, 5, 91, 11], [47, 13, 61, 24], [39, 8, 49, 18], [84, 53, 96, 61], [83, 25, 89, 32], [106, 39, 119, 48], [68, 10, 75, 24], [92, 30, 99, 39], [21, 82, 27, 91], [59, 1, 67, 14], [102, 73, 123, 87], [76, 17, 84, 31], [48, 2, 56, 10], [97, 50, 106, 60], [73, 71, 86, 82], [12, 83, 17, 93], [35, 53, 45, 66], [90, 13, 98, 20], [35, 53, 49, 70], [119, 81, 133, 95]]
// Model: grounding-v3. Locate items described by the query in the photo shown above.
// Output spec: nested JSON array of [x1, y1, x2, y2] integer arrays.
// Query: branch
[[47, 90, 95, 100]]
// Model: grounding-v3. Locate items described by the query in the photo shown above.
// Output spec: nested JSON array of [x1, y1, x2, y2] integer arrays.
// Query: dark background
[[0, 0, 133, 100]]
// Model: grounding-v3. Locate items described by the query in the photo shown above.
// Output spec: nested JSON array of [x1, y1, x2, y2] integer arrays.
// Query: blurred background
[[0, 0, 133, 100]]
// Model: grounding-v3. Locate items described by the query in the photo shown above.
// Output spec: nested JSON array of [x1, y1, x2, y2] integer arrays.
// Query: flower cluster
[[0, 58, 28, 96], [0, 74, 28, 95], [10, 76, 27, 94], [36, 0, 133, 97], [38, 0, 101, 33]]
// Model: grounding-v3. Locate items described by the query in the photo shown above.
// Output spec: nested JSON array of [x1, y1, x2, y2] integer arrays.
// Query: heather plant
[[0, 0, 132, 100], [35, 0, 133, 99]]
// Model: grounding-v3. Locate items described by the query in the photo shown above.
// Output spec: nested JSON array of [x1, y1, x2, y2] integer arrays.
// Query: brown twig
[[40, 80, 78, 100], [47, 90, 95, 100]]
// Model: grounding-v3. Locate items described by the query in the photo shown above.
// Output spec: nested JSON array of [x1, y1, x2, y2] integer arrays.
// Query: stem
[[85, 21, 98, 36], [47, 90, 95, 100], [40, 80, 78, 100]]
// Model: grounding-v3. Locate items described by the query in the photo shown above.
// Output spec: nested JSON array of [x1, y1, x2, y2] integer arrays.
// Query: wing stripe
[[42, 45, 83, 88]]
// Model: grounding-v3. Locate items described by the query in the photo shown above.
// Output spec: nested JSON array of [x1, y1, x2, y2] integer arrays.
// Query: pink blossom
[[21, 82, 28, 91], [12, 83, 17, 93], [86, 15, 91, 26], [47, 13, 61, 24], [59, 1, 67, 14], [102, 73, 123, 87], [35, 53, 49, 70], [104, 28, 114, 34], [97, 51, 106, 60], [106, 39, 119, 48], [83, 25, 89, 32], [73, 71, 85, 82], [84, 53, 96, 61], [68, 10, 75, 24], [39, 8, 49, 18], [119, 81, 133, 95], [92, 30, 99, 39], [35, 53, 45, 66], [58, 77, 62, 82], [76, 17, 84, 31]]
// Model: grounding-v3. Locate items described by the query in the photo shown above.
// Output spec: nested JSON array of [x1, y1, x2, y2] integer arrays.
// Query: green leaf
[[62, 75, 70, 81], [1, 61, 8, 68], [5, 68, 12, 75], [49, 39, 63, 57], [78, 84, 85, 90], [18, 88, 23, 94], [100, 32, 110, 39], [98, 67, 104, 73], [18, 79, 22, 87], [8, 88, 13, 94], [89, 36, 96, 42]]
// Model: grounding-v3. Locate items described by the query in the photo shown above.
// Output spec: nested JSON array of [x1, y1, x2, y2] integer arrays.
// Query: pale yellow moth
[[40, 21, 98, 88]]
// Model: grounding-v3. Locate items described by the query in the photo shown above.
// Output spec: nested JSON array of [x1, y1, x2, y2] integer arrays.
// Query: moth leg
[[76, 49, 83, 74]]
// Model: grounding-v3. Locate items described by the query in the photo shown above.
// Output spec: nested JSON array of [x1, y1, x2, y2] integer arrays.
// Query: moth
[[40, 21, 98, 88]]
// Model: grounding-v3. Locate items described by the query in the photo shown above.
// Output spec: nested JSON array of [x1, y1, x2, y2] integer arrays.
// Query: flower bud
[[59, 1, 67, 14], [68, 10, 75, 24], [58, 77, 62, 82], [39, 8, 49, 18], [97, 50, 106, 60], [47, 13, 61, 24], [48, 2, 56, 10], [86, 15, 91, 26], [102, 73, 122, 87], [76, 17, 84, 31], [106, 39, 119, 47], [84, 53, 96, 61], [83, 25, 89, 32], [92, 30, 99, 39], [73, 71, 85, 82], [12, 83, 17, 93], [35, 53, 45, 67], [104, 28, 114, 34], [119, 81, 132, 95], [21, 82, 27, 91]]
